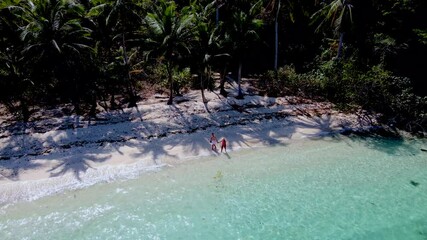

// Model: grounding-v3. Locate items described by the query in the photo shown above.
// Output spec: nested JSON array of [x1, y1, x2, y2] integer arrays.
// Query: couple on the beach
[[209, 133, 226, 153]]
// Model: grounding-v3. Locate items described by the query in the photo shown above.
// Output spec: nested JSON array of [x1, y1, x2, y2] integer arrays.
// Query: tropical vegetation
[[0, 0, 425, 133]]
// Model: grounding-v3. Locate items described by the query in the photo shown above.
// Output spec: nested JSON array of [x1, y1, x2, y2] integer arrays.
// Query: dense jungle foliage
[[0, 0, 426, 133]]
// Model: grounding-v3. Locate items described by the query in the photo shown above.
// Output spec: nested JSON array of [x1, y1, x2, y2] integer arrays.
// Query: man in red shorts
[[209, 133, 217, 151]]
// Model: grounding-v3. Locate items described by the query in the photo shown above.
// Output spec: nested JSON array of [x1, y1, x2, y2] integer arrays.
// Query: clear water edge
[[1, 135, 426, 240]]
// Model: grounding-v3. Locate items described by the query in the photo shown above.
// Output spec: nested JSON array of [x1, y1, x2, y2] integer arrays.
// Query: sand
[[0, 86, 378, 205]]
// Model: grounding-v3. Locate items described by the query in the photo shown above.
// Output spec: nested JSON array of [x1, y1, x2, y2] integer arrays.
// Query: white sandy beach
[[0, 84, 378, 205]]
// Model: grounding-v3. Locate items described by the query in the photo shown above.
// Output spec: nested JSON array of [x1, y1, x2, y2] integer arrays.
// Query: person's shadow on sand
[[223, 152, 231, 159], [213, 149, 219, 155]]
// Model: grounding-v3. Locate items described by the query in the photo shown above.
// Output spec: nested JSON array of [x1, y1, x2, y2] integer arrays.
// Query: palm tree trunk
[[219, 62, 228, 96], [201, 72, 207, 103], [89, 95, 97, 119], [216, 1, 219, 27], [122, 33, 137, 107], [122, 33, 129, 66], [336, 32, 345, 60], [110, 92, 117, 109], [19, 97, 30, 122], [236, 60, 243, 99], [71, 77, 81, 115], [167, 62, 174, 105], [274, 0, 281, 71]]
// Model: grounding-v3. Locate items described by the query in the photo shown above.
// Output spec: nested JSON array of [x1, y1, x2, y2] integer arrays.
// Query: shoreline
[[0, 90, 381, 205]]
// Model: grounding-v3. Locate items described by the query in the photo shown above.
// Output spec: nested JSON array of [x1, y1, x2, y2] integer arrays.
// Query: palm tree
[[312, 0, 353, 60], [84, 0, 116, 109], [144, 0, 195, 105], [274, 0, 281, 71], [263, 0, 282, 71], [191, 2, 228, 104], [18, 0, 92, 112], [3, 0, 92, 115], [227, 1, 263, 99], [0, 1, 32, 121], [214, 0, 225, 26], [261, 0, 301, 72], [108, 0, 143, 107], [86, 0, 145, 109], [88, 0, 143, 107], [19, 0, 91, 61]]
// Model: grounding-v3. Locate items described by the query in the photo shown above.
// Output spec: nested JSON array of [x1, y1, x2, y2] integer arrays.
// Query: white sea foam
[[0, 162, 166, 207]]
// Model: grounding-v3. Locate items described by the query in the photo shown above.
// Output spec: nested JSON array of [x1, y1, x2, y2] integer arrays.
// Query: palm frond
[[51, 39, 61, 53], [145, 13, 164, 35]]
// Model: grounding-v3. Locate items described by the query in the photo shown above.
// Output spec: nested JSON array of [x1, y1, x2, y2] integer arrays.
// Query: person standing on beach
[[219, 137, 227, 153], [210, 133, 218, 151]]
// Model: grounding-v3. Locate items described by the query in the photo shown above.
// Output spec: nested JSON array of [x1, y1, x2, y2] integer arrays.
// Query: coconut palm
[[86, 0, 145, 108], [262, 0, 283, 71], [227, 1, 263, 98], [312, 0, 353, 60], [19, 0, 91, 62], [144, 0, 195, 105], [214, 0, 226, 26], [18, 0, 92, 112], [0, 1, 33, 121], [88, 0, 143, 107], [274, 0, 281, 71], [2, 0, 92, 115], [190, 2, 228, 104], [269, 0, 300, 70]]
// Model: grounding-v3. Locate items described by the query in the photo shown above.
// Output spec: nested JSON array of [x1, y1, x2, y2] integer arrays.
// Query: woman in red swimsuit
[[219, 138, 227, 153]]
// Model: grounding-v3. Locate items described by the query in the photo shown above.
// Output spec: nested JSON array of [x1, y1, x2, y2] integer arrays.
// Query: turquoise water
[[1, 136, 426, 240]]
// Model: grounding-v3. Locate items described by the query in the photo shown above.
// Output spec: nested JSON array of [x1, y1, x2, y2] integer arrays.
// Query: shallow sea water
[[1, 135, 426, 240]]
